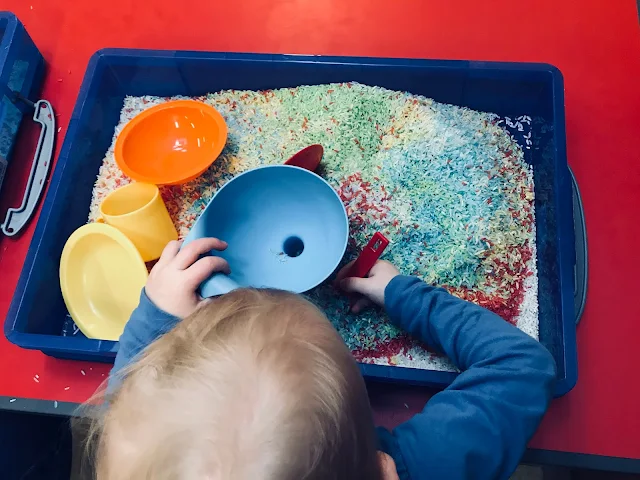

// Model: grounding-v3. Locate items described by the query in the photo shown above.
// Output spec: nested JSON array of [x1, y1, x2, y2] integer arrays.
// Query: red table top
[[1, 0, 639, 461]]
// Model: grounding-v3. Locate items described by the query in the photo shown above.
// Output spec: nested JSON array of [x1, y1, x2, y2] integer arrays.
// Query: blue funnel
[[182, 165, 349, 297]]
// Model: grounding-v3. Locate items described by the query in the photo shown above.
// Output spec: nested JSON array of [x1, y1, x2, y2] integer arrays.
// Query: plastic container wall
[[4, 50, 577, 395]]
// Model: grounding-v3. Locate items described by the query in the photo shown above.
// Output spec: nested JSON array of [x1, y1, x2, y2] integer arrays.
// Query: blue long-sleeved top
[[110, 276, 556, 480], [378, 276, 556, 480]]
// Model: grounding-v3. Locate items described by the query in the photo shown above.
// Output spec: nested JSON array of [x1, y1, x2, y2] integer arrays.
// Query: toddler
[[88, 237, 556, 480]]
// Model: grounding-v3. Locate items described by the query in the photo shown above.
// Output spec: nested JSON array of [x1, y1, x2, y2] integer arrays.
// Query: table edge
[[1, 394, 78, 417], [2, 395, 640, 473], [523, 449, 640, 474]]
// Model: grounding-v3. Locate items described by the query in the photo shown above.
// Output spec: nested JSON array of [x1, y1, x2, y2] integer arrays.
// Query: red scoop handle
[[347, 232, 389, 278]]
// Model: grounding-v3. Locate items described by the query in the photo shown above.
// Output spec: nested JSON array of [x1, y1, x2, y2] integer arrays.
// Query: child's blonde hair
[[86, 289, 381, 480]]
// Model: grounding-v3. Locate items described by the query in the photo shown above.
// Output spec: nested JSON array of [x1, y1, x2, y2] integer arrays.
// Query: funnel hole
[[283, 236, 304, 258]]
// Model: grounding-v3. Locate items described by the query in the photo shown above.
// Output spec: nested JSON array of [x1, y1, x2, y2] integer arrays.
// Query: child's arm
[[339, 262, 556, 480], [109, 238, 230, 388], [111, 289, 179, 379]]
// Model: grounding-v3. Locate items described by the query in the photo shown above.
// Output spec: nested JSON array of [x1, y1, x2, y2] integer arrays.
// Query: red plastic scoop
[[345, 232, 389, 309], [347, 232, 390, 278], [284, 144, 324, 171]]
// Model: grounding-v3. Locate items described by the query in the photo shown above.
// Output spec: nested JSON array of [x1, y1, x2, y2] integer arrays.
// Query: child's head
[[92, 289, 383, 479]]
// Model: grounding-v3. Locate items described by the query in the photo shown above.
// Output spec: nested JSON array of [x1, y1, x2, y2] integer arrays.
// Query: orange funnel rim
[[115, 100, 228, 185]]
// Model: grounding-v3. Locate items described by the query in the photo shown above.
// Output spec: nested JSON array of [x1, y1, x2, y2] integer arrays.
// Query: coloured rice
[[88, 83, 538, 372]]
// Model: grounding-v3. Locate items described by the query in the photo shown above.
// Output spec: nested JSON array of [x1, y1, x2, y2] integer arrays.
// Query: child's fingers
[[350, 297, 371, 314], [340, 277, 374, 297], [334, 260, 356, 286], [174, 238, 228, 270], [156, 240, 182, 266], [183, 256, 231, 289]]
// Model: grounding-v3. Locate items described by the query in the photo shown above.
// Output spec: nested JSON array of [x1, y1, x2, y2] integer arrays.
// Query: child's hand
[[336, 260, 400, 313], [145, 238, 231, 318]]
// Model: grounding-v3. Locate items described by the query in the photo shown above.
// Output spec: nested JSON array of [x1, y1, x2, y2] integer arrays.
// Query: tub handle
[[1, 99, 55, 237], [570, 167, 588, 325]]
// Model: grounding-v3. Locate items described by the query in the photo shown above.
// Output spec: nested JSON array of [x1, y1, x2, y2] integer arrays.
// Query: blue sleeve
[[108, 289, 179, 391], [378, 276, 556, 480]]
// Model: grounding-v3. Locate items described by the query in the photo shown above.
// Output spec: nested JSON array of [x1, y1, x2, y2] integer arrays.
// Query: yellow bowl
[[60, 223, 148, 341]]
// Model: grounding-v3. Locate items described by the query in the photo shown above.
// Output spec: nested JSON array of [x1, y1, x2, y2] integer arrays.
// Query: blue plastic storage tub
[[4, 50, 580, 396], [0, 12, 45, 193]]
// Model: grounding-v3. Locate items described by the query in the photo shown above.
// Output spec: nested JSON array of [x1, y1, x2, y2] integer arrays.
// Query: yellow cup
[[98, 182, 178, 262]]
